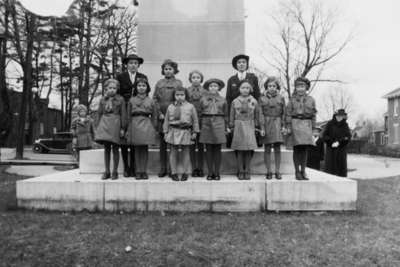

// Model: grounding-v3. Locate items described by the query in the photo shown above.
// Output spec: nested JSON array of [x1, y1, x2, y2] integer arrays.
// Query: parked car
[[33, 132, 73, 154]]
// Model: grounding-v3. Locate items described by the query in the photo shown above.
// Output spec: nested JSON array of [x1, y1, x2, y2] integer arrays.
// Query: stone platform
[[79, 149, 293, 175], [16, 169, 357, 212]]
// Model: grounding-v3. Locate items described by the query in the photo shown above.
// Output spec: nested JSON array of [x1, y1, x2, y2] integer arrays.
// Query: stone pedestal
[[137, 0, 245, 96]]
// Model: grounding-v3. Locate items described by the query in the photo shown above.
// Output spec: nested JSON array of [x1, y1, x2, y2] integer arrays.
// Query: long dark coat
[[226, 72, 261, 109], [322, 117, 351, 177], [307, 137, 324, 170], [116, 71, 148, 102]]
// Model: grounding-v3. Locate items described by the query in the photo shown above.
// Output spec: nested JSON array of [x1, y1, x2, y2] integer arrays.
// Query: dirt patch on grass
[[1, 166, 400, 266]]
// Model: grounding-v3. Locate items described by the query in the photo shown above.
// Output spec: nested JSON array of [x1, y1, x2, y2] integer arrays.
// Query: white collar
[[237, 71, 247, 80]]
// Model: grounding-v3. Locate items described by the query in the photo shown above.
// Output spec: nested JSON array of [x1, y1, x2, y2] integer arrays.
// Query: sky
[[17, 0, 400, 124]]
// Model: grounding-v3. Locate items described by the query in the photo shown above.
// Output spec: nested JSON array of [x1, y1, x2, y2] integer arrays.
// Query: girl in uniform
[[163, 87, 199, 181], [286, 77, 317, 180], [259, 77, 286, 180], [199, 78, 228, 180], [126, 78, 158, 180], [153, 59, 183, 177], [187, 70, 207, 177], [95, 79, 127, 180], [71, 104, 95, 163], [229, 80, 264, 180]]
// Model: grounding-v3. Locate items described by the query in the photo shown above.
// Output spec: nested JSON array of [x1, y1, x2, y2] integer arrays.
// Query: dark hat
[[161, 59, 179, 74], [122, 54, 144, 65], [294, 77, 311, 89], [232, 54, 250, 70], [335, 109, 347, 116], [203, 78, 225, 90]]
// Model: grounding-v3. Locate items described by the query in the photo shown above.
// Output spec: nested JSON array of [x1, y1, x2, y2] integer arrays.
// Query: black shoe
[[142, 173, 149, 180], [295, 171, 302, 180], [244, 172, 251, 180], [198, 169, 204, 177], [158, 171, 167, 178], [135, 173, 143, 180], [171, 174, 179, 181], [301, 171, 309, 180], [130, 169, 136, 177], [265, 172, 273, 180], [192, 169, 198, 177], [238, 172, 244, 180], [207, 174, 213, 181], [101, 172, 111, 180], [111, 172, 118, 180], [214, 174, 221, 181], [275, 172, 282, 180], [181, 173, 188, 181], [123, 168, 130, 177]]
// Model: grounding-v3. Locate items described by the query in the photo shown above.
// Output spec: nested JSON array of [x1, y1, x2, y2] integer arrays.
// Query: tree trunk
[[78, 1, 85, 105], [82, 0, 92, 107], [16, 14, 36, 159], [0, 0, 10, 115], [59, 47, 64, 131]]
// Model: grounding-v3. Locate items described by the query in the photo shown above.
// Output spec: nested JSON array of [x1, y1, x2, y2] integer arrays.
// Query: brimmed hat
[[122, 54, 144, 65], [232, 54, 249, 70], [335, 109, 347, 116], [161, 59, 179, 74], [203, 78, 225, 91], [294, 77, 311, 89]]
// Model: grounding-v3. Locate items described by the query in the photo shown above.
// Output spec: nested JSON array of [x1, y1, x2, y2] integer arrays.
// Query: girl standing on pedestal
[[187, 70, 207, 177], [71, 104, 95, 163], [95, 79, 127, 180], [126, 78, 158, 180], [229, 80, 264, 180], [163, 87, 199, 181], [286, 77, 317, 180], [259, 77, 286, 180], [199, 78, 228, 181], [153, 59, 183, 177]]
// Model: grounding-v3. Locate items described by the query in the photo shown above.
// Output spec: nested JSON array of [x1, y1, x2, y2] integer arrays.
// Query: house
[[383, 88, 400, 146]]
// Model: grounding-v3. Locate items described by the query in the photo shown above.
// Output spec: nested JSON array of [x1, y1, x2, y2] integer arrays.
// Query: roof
[[383, 87, 400, 99]]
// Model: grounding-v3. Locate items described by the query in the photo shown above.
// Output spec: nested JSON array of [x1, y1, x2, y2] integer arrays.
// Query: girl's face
[[267, 82, 278, 94], [163, 65, 175, 78], [190, 73, 202, 86], [175, 91, 185, 102], [335, 115, 345, 122], [236, 58, 248, 72], [126, 60, 139, 73], [208, 83, 219, 94], [78, 110, 87, 117], [137, 82, 147, 95], [106, 83, 117, 96], [239, 82, 252, 96], [295, 82, 307, 95]]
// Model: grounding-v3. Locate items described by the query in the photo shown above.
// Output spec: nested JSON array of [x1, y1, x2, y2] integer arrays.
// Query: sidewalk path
[[347, 154, 400, 179]]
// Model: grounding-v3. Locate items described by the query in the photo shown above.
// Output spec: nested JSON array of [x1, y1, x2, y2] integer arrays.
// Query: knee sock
[[264, 145, 272, 173], [112, 145, 119, 173]]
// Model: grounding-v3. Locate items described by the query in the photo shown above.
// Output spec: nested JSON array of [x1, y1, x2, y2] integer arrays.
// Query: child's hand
[[226, 128, 231, 134], [286, 127, 292, 135], [120, 129, 125, 138], [332, 141, 339, 148], [191, 133, 197, 140], [72, 137, 77, 146], [260, 130, 265, 137], [159, 114, 165, 120]]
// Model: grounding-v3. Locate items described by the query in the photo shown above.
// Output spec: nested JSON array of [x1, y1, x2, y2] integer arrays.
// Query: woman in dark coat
[[226, 54, 261, 109], [323, 109, 351, 177], [307, 127, 324, 170]]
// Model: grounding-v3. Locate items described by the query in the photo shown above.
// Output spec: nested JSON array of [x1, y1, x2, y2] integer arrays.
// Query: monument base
[[16, 169, 357, 212]]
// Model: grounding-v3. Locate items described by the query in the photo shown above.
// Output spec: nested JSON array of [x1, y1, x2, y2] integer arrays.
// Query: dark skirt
[[199, 116, 226, 144], [126, 115, 157, 145], [95, 113, 121, 145]]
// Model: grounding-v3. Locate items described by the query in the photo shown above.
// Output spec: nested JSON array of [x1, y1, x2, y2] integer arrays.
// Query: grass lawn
[[1, 166, 400, 267]]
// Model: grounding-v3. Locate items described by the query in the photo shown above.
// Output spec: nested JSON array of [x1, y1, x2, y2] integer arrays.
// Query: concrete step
[[16, 169, 357, 212], [79, 148, 294, 175]]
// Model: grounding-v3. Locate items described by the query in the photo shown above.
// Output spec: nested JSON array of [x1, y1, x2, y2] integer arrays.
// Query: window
[[394, 123, 400, 144], [394, 99, 399, 117]]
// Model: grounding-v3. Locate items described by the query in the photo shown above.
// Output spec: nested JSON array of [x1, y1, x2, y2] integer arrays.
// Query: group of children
[[71, 54, 317, 181]]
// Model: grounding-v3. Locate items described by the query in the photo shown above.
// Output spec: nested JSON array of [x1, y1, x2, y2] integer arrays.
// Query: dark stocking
[[104, 143, 111, 173], [273, 143, 281, 173], [112, 145, 119, 173], [264, 144, 272, 173]]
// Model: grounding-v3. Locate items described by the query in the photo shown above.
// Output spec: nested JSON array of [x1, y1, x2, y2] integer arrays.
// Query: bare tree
[[320, 86, 355, 121], [261, 0, 352, 97]]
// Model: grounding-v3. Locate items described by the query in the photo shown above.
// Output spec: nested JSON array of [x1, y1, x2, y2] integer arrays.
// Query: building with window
[[383, 88, 400, 145]]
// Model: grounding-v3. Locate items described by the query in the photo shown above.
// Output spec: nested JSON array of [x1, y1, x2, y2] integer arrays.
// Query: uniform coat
[[259, 92, 285, 144], [226, 72, 261, 109], [323, 117, 351, 177], [229, 95, 264, 150], [116, 71, 148, 102], [95, 94, 127, 145], [198, 92, 228, 144], [71, 117, 95, 148], [163, 101, 200, 145], [307, 136, 324, 170], [187, 85, 207, 116], [126, 95, 158, 145], [286, 93, 317, 146]]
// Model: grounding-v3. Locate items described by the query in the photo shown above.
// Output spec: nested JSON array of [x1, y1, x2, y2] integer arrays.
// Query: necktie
[[173, 102, 181, 120]]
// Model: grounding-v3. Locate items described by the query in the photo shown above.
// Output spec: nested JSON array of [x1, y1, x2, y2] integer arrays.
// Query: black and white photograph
[[1, 0, 400, 266]]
